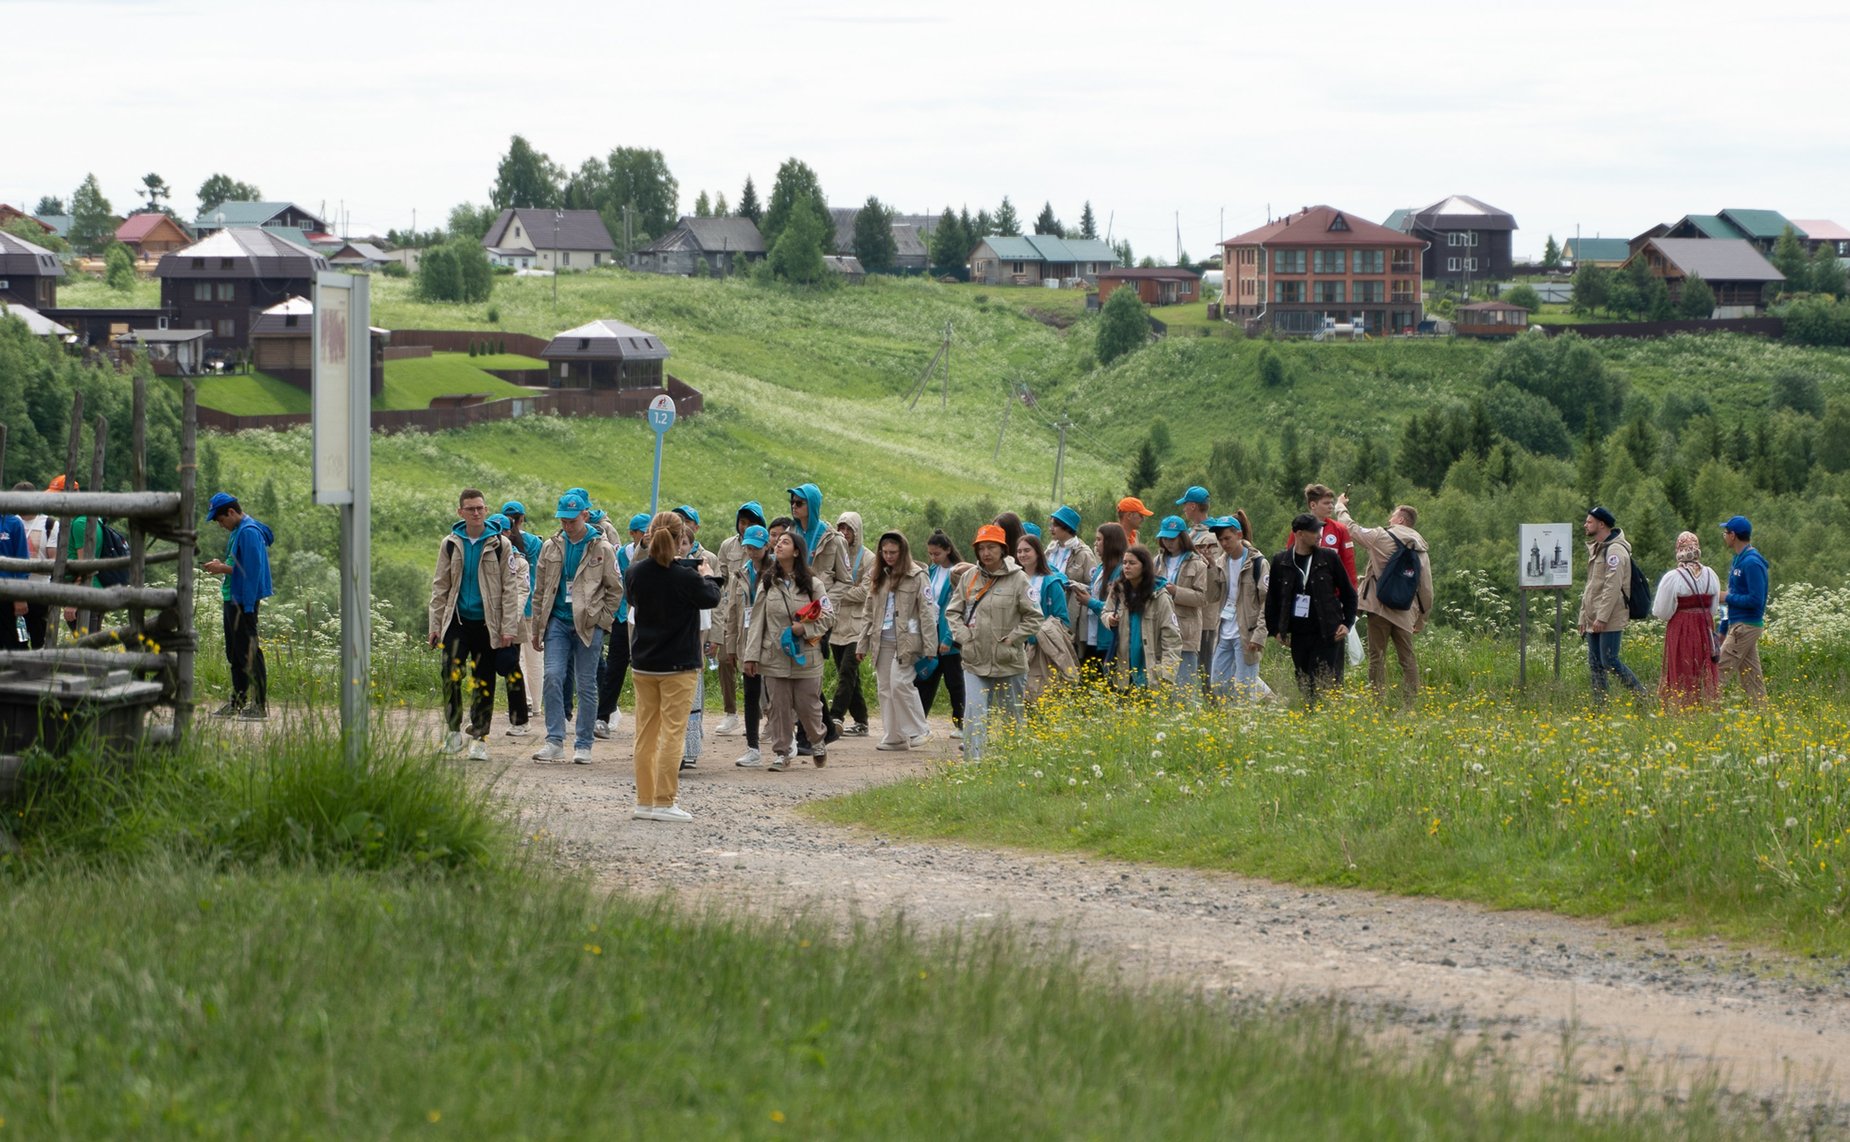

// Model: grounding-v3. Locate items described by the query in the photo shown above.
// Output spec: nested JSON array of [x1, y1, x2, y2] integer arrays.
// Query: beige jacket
[[1046, 536, 1097, 646], [856, 563, 939, 664], [946, 557, 1043, 678], [1340, 513, 1434, 634], [1158, 548, 1212, 644], [742, 575, 833, 679], [1579, 529, 1633, 632], [718, 554, 766, 656], [530, 529, 625, 647], [713, 534, 748, 654], [827, 512, 873, 647], [1104, 588, 1182, 686], [428, 528, 524, 645], [1218, 543, 1269, 665]]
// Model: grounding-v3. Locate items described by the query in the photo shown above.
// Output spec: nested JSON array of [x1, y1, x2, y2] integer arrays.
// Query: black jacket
[[1264, 545, 1358, 645], [624, 557, 723, 673]]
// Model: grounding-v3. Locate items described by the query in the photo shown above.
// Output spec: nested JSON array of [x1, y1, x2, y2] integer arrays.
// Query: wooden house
[[1623, 238, 1784, 316], [1221, 205, 1424, 336], [328, 241, 391, 269], [155, 227, 329, 350], [1561, 237, 1631, 268], [1453, 301, 1530, 338], [115, 214, 193, 261], [0, 230, 65, 309], [630, 217, 766, 276], [540, 319, 669, 389], [1385, 195, 1517, 288], [823, 255, 865, 284], [481, 208, 616, 271], [1096, 266, 1201, 307], [192, 201, 331, 240], [968, 235, 1119, 286], [0, 302, 72, 338], [0, 205, 54, 235], [827, 207, 937, 273], [1791, 219, 1850, 258], [249, 296, 385, 394]]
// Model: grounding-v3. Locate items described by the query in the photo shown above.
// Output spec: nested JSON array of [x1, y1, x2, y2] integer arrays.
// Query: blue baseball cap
[[1720, 515, 1752, 539], [1022, 521, 1042, 539], [589, 509, 607, 527], [556, 492, 589, 519], [1176, 486, 1210, 506], [628, 512, 652, 534], [488, 513, 510, 532], [207, 492, 239, 519], [742, 524, 769, 549], [501, 500, 527, 517], [566, 487, 589, 501], [1209, 515, 1242, 533], [1050, 505, 1081, 534], [1156, 515, 1187, 539], [674, 504, 700, 526]]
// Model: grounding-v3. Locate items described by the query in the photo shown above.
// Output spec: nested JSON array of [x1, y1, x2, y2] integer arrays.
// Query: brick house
[[1221, 205, 1424, 335], [1096, 266, 1201, 307]]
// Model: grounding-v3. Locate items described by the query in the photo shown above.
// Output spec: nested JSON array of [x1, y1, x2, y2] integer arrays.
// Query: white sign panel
[[1519, 523, 1574, 589], [312, 276, 354, 505], [647, 393, 676, 433]]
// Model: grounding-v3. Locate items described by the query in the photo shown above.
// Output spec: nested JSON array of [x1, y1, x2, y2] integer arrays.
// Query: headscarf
[[1674, 531, 1702, 566]]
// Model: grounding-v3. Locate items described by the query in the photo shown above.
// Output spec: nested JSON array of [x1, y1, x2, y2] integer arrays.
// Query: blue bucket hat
[[1022, 521, 1042, 539], [673, 504, 700, 526], [1176, 486, 1210, 506], [501, 500, 527, 517], [556, 492, 589, 519], [741, 524, 769, 549], [207, 491, 239, 519], [1050, 505, 1081, 535], [1156, 514, 1188, 540], [628, 512, 652, 534]]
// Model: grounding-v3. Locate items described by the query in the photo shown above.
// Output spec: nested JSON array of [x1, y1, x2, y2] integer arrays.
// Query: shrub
[[1096, 286, 1150, 366], [1503, 283, 1542, 313], [1257, 346, 1287, 387], [1783, 297, 1850, 347]]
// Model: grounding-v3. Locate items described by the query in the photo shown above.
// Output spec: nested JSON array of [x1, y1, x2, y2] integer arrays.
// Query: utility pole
[[552, 210, 562, 308], [942, 321, 951, 410], [992, 391, 1012, 462], [1052, 415, 1071, 505]]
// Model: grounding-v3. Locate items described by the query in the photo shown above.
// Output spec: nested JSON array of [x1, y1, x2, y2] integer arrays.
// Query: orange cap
[[1116, 496, 1154, 516], [973, 524, 1007, 548], [49, 474, 75, 492]]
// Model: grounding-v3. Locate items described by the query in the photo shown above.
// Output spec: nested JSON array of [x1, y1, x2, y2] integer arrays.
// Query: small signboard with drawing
[[1518, 523, 1573, 590]]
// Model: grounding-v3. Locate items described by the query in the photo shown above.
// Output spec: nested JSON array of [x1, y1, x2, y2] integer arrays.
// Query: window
[[514, 226, 522, 239], [1011, 261, 1023, 274], [1353, 250, 1385, 274], [220, 258, 234, 269], [1448, 233, 1460, 247], [193, 282, 211, 300], [1313, 281, 1345, 303], [1465, 258, 1478, 272], [1353, 281, 1384, 303], [216, 282, 235, 301], [1447, 257, 1459, 272], [1272, 249, 1306, 274], [1312, 250, 1345, 274], [1273, 281, 1304, 303], [216, 319, 235, 338], [561, 251, 571, 266], [1391, 280, 1417, 303]]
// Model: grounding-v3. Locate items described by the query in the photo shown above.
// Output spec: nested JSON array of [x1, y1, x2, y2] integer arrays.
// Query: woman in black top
[[623, 512, 723, 823]]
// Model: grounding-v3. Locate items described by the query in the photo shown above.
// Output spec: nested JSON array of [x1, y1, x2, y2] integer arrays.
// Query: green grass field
[[375, 353, 533, 410], [164, 370, 311, 415]]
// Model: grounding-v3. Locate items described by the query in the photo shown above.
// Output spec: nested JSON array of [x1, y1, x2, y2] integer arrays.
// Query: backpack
[[95, 521, 131, 587], [1623, 552, 1651, 621], [1373, 530, 1422, 611]]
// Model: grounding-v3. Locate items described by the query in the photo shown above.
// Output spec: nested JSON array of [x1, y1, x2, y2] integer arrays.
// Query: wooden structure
[[1384, 195, 1518, 288], [1623, 238, 1785, 316], [1222, 205, 1425, 336], [0, 230, 65, 310], [249, 296, 386, 394], [968, 235, 1119, 286], [1096, 266, 1202, 307], [540, 319, 669, 389], [115, 214, 194, 260], [1453, 300, 1531, 338], [0, 379, 199, 794], [630, 217, 766, 276], [481, 209, 616, 271], [155, 227, 329, 350]]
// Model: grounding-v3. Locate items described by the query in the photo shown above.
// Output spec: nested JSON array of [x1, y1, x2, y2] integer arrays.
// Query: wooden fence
[[388, 329, 551, 356], [195, 374, 703, 436], [1541, 317, 1785, 340]]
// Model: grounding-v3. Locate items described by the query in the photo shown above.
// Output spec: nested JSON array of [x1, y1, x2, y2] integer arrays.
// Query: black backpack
[[1373, 530, 1422, 611], [1623, 548, 1651, 621], [95, 521, 130, 587]]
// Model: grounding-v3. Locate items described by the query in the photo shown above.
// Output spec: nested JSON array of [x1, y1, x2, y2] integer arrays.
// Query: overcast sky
[[7, 0, 1846, 262]]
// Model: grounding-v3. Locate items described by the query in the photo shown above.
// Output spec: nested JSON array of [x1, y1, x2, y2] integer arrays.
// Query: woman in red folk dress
[[1651, 530, 1720, 709]]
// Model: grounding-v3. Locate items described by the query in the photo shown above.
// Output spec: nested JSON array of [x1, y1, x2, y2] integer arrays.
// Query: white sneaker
[[949, 726, 964, 740], [573, 747, 593, 765], [593, 719, 611, 740], [908, 730, 934, 749], [532, 741, 565, 763], [652, 803, 693, 823], [609, 710, 622, 732], [632, 804, 651, 820], [768, 753, 789, 771], [735, 747, 763, 768], [443, 731, 466, 754], [504, 723, 532, 737], [466, 740, 488, 761], [714, 714, 741, 736], [877, 739, 910, 751]]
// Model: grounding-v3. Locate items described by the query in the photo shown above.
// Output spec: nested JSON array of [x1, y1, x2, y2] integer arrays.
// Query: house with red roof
[[1220, 205, 1425, 335], [1790, 219, 1850, 258], [116, 214, 193, 260]]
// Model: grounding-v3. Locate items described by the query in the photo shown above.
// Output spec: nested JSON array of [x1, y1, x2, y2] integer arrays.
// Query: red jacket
[[1281, 518, 1357, 587]]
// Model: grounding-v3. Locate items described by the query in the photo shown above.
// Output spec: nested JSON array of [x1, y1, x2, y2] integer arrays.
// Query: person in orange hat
[[947, 524, 1042, 760], [1116, 497, 1155, 547]]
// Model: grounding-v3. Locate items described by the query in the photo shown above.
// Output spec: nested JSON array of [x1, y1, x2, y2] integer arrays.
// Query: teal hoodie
[[452, 516, 504, 622], [788, 483, 827, 564]]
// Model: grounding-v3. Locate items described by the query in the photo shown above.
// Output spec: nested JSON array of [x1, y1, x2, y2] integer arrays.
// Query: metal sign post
[[314, 271, 372, 765], [1517, 523, 1574, 686], [646, 393, 676, 516]]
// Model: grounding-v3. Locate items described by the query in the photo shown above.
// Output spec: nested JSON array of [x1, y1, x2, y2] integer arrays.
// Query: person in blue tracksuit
[[915, 529, 966, 738], [202, 492, 274, 718], [1718, 514, 1768, 702]]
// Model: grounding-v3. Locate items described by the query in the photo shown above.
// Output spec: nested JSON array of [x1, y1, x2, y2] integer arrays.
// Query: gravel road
[[455, 711, 1850, 1120]]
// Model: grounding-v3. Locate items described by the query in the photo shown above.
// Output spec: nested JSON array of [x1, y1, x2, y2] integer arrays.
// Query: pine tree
[[1079, 201, 1098, 240], [930, 207, 967, 276], [1810, 242, 1847, 298], [1033, 201, 1061, 236], [851, 196, 897, 274], [1127, 437, 1160, 497], [1771, 226, 1809, 294], [1677, 272, 1716, 319], [1541, 234, 1561, 270], [1576, 411, 1604, 505], [33, 194, 64, 216], [105, 243, 136, 291], [994, 196, 1021, 236], [737, 176, 762, 224], [68, 173, 115, 254]]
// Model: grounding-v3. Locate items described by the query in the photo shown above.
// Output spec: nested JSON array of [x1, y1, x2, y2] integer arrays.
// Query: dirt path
[[448, 710, 1850, 1114]]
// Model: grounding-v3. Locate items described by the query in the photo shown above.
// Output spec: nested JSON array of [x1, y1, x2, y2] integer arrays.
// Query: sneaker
[[652, 803, 693, 823], [504, 723, 532, 737], [532, 741, 565, 763], [813, 749, 827, 768], [908, 730, 934, 749], [632, 804, 651, 820], [949, 726, 964, 741], [211, 700, 242, 717], [609, 710, 622, 733], [443, 731, 466, 754], [768, 754, 789, 772], [846, 722, 870, 737], [573, 747, 593, 765], [237, 706, 269, 721], [876, 739, 910, 752], [467, 740, 489, 761], [679, 757, 695, 772], [715, 714, 741, 736], [593, 719, 611, 740], [823, 721, 842, 745], [735, 747, 763, 768], [796, 743, 815, 757]]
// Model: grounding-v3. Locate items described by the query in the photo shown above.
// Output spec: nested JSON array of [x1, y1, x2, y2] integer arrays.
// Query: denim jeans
[[1585, 629, 1644, 700], [962, 670, 1025, 761], [1210, 634, 1267, 701], [1172, 650, 1201, 697], [544, 615, 604, 749]]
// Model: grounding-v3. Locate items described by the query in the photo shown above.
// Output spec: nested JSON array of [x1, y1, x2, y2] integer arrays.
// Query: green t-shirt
[[220, 529, 236, 603], [63, 516, 105, 588]]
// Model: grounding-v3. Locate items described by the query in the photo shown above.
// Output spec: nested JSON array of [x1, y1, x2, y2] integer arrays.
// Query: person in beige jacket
[[710, 501, 766, 736], [826, 511, 874, 736], [947, 524, 1042, 760], [742, 529, 835, 771], [1153, 516, 1211, 695], [720, 525, 770, 766], [1104, 545, 1183, 689], [1208, 512, 1272, 702], [428, 488, 525, 759], [1335, 494, 1434, 705], [1577, 506, 1647, 702], [856, 530, 938, 751], [1045, 506, 1097, 649], [528, 491, 625, 763]]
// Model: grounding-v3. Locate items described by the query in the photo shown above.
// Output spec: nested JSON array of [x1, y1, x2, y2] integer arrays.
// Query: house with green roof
[[968, 234, 1119, 286], [1655, 209, 1804, 255], [192, 201, 331, 240], [1561, 237, 1631, 268]]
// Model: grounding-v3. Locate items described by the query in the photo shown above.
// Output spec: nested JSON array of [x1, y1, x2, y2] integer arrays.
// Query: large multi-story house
[[1384, 195, 1517, 289], [0, 230, 65, 309], [155, 227, 328, 351], [1221, 205, 1425, 335]]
